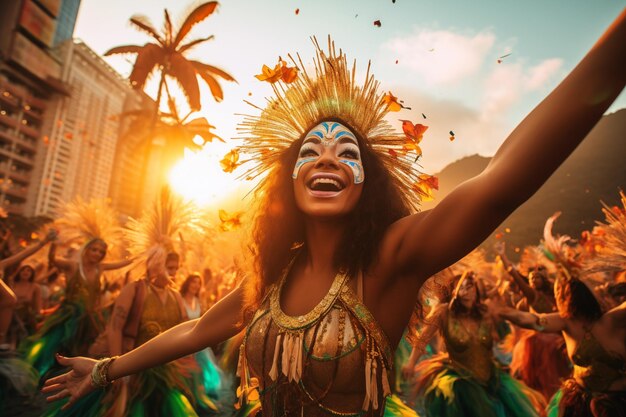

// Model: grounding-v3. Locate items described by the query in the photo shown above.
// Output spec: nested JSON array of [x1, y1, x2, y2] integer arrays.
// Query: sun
[[168, 139, 243, 207]]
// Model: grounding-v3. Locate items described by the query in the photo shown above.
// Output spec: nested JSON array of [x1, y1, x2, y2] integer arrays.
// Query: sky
[[73, 0, 626, 179]]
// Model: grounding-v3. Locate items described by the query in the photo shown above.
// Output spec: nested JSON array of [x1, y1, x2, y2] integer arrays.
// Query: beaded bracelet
[[90, 356, 118, 388]]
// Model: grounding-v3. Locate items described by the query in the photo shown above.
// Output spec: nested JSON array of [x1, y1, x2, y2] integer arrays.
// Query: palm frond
[[129, 14, 164, 45], [128, 43, 164, 88], [104, 45, 142, 56], [197, 71, 223, 102], [169, 52, 201, 110], [173, 1, 219, 47], [178, 36, 215, 54], [163, 9, 174, 45], [191, 60, 236, 81]]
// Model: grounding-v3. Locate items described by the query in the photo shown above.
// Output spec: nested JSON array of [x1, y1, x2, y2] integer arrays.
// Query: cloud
[[524, 58, 563, 90], [384, 89, 509, 173], [480, 58, 563, 120], [383, 29, 495, 85]]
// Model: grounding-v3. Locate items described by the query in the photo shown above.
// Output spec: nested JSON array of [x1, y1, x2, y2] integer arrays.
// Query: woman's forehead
[[304, 121, 357, 144]]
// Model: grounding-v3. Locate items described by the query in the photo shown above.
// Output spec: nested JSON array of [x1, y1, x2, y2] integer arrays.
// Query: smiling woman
[[43, 9, 626, 417]]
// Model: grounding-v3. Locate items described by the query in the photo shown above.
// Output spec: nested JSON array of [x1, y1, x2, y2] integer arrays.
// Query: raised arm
[[43, 284, 246, 409], [495, 243, 536, 303], [0, 230, 56, 270], [382, 9, 626, 281]]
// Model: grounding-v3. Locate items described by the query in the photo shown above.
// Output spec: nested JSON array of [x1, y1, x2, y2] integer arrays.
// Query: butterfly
[[220, 149, 241, 173], [219, 209, 244, 232]]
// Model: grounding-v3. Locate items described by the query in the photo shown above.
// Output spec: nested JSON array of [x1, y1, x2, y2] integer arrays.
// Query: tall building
[[0, 0, 76, 215], [54, 0, 82, 47], [28, 40, 144, 217]]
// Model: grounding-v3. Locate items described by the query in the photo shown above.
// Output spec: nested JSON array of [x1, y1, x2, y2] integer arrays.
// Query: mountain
[[421, 109, 626, 260]]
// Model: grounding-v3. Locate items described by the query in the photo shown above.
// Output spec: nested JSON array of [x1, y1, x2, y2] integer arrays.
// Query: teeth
[[311, 177, 343, 190]]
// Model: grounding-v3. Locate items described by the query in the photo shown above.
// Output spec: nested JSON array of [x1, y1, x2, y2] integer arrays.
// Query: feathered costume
[[108, 187, 225, 417], [19, 198, 124, 378], [233, 37, 427, 417], [544, 202, 626, 417], [506, 239, 571, 400], [406, 270, 546, 417]]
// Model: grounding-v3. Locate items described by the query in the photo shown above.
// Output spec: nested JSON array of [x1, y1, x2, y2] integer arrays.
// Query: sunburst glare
[[169, 139, 242, 207]]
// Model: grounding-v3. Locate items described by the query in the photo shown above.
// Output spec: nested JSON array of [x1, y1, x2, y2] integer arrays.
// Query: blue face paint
[[292, 121, 365, 184]]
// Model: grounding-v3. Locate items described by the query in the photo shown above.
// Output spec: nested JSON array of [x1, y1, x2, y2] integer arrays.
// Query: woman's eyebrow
[[302, 137, 321, 145]]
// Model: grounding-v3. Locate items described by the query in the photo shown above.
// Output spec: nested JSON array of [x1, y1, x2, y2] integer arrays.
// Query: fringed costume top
[[238, 266, 394, 417]]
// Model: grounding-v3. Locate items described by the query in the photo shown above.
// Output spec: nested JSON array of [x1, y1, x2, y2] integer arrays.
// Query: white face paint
[[292, 121, 364, 184]]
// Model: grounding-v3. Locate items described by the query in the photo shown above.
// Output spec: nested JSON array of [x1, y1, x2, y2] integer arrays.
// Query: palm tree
[[105, 1, 236, 113]]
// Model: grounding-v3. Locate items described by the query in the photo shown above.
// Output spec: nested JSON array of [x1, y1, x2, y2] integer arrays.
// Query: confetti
[[421, 113, 427, 119], [449, 130, 455, 141], [373, 20, 381, 27], [497, 53, 511, 64]]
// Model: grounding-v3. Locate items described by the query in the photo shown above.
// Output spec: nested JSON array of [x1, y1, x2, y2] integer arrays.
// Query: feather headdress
[[54, 197, 124, 259], [125, 187, 198, 271], [584, 191, 626, 274], [238, 37, 424, 210]]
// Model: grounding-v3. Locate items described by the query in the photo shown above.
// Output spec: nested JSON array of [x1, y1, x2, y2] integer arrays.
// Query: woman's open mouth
[[307, 173, 346, 197]]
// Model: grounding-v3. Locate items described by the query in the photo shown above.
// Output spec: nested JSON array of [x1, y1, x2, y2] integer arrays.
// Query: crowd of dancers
[[0, 7, 625, 417], [0, 192, 625, 417]]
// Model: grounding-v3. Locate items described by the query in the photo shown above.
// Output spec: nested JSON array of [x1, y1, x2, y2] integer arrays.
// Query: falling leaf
[[383, 92, 410, 112], [395, 59, 399, 64], [373, 20, 381, 27], [220, 149, 241, 173], [449, 130, 455, 141], [400, 120, 428, 156], [421, 113, 427, 119], [412, 174, 439, 201], [248, 92, 252, 96], [255, 63, 283, 83], [280, 60, 299, 83], [295, 8, 299, 15], [219, 209, 243, 232]]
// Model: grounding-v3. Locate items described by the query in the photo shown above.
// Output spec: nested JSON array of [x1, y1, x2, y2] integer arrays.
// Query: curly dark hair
[[243, 118, 414, 319], [555, 273, 602, 322], [14, 265, 36, 283], [449, 271, 487, 319], [180, 273, 201, 297]]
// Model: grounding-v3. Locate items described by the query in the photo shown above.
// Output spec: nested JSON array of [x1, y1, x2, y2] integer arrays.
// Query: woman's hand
[[42, 354, 98, 410]]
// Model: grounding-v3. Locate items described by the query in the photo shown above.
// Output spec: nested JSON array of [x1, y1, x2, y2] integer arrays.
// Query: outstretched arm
[[497, 307, 565, 334], [0, 230, 56, 270], [380, 9, 626, 281], [43, 284, 246, 409], [101, 258, 133, 271]]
